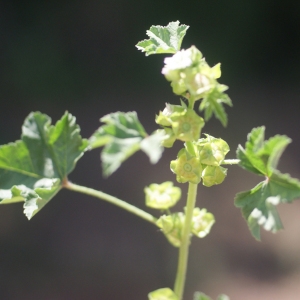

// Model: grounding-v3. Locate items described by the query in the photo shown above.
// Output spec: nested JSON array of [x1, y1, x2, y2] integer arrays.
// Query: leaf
[[236, 127, 266, 176], [237, 126, 291, 176], [89, 112, 165, 177], [136, 21, 189, 56], [199, 85, 232, 127], [235, 127, 300, 239], [0, 112, 88, 219], [140, 130, 165, 164], [101, 137, 143, 177], [22, 111, 88, 179], [235, 171, 300, 240], [90, 111, 147, 150]]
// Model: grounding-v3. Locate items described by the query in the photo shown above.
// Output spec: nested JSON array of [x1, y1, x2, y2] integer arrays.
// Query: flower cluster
[[162, 46, 223, 101], [170, 135, 229, 186], [144, 181, 181, 210], [156, 207, 215, 247], [156, 103, 204, 148]]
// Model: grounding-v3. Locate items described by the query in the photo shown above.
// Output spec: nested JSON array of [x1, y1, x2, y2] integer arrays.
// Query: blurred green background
[[1, 1, 300, 299]]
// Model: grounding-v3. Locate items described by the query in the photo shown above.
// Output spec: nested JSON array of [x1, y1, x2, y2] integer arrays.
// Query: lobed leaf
[[237, 126, 291, 176], [235, 127, 300, 239], [136, 21, 189, 56], [89, 112, 165, 177], [0, 112, 88, 219]]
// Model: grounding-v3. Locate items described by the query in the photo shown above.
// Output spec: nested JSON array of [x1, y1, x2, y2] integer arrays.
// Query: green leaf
[[101, 136, 142, 177], [235, 171, 300, 240], [237, 126, 291, 177], [90, 111, 147, 150], [0, 112, 88, 219], [22, 111, 88, 179], [235, 127, 300, 239], [89, 112, 165, 177], [199, 85, 232, 127], [136, 21, 189, 56]]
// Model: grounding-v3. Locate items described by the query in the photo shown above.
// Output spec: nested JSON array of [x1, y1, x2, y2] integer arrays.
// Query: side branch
[[63, 180, 158, 225]]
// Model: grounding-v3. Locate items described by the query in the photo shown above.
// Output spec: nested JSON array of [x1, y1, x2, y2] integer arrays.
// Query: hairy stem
[[174, 182, 198, 300], [64, 180, 158, 225]]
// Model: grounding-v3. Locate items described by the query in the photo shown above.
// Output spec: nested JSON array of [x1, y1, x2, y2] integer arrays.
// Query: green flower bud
[[171, 108, 204, 142], [144, 181, 181, 210], [156, 213, 185, 247], [192, 207, 215, 238], [184, 67, 212, 97], [170, 148, 202, 184], [202, 165, 227, 187], [148, 288, 178, 300], [171, 79, 187, 95], [197, 135, 229, 166]]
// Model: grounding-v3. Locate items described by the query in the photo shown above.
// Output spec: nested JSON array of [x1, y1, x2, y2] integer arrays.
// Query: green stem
[[64, 180, 158, 225], [188, 96, 195, 109], [174, 182, 198, 300]]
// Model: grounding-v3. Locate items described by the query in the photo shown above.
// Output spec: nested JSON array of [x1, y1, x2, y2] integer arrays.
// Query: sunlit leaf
[[235, 127, 300, 239], [140, 130, 165, 164], [136, 21, 189, 56], [237, 126, 291, 176], [0, 112, 88, 219], [89, 112, 165, 176]]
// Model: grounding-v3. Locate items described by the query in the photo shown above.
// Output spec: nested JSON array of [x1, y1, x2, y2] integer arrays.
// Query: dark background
[[1, 1, 300, 299]]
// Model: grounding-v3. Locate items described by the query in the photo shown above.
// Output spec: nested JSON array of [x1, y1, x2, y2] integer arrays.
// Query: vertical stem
[[174, 182, 198, 300], [188, 96, 195, 110]]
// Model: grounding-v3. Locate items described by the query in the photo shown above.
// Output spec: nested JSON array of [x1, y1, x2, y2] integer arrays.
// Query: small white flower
[[162, 49, 193, 75]]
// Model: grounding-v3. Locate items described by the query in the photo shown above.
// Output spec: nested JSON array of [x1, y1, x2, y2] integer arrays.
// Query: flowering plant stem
[[64, 180, 158, 225], [65, 178, 199, 299], [1, 21, 300, 300], [174, 182, 198, 300]]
